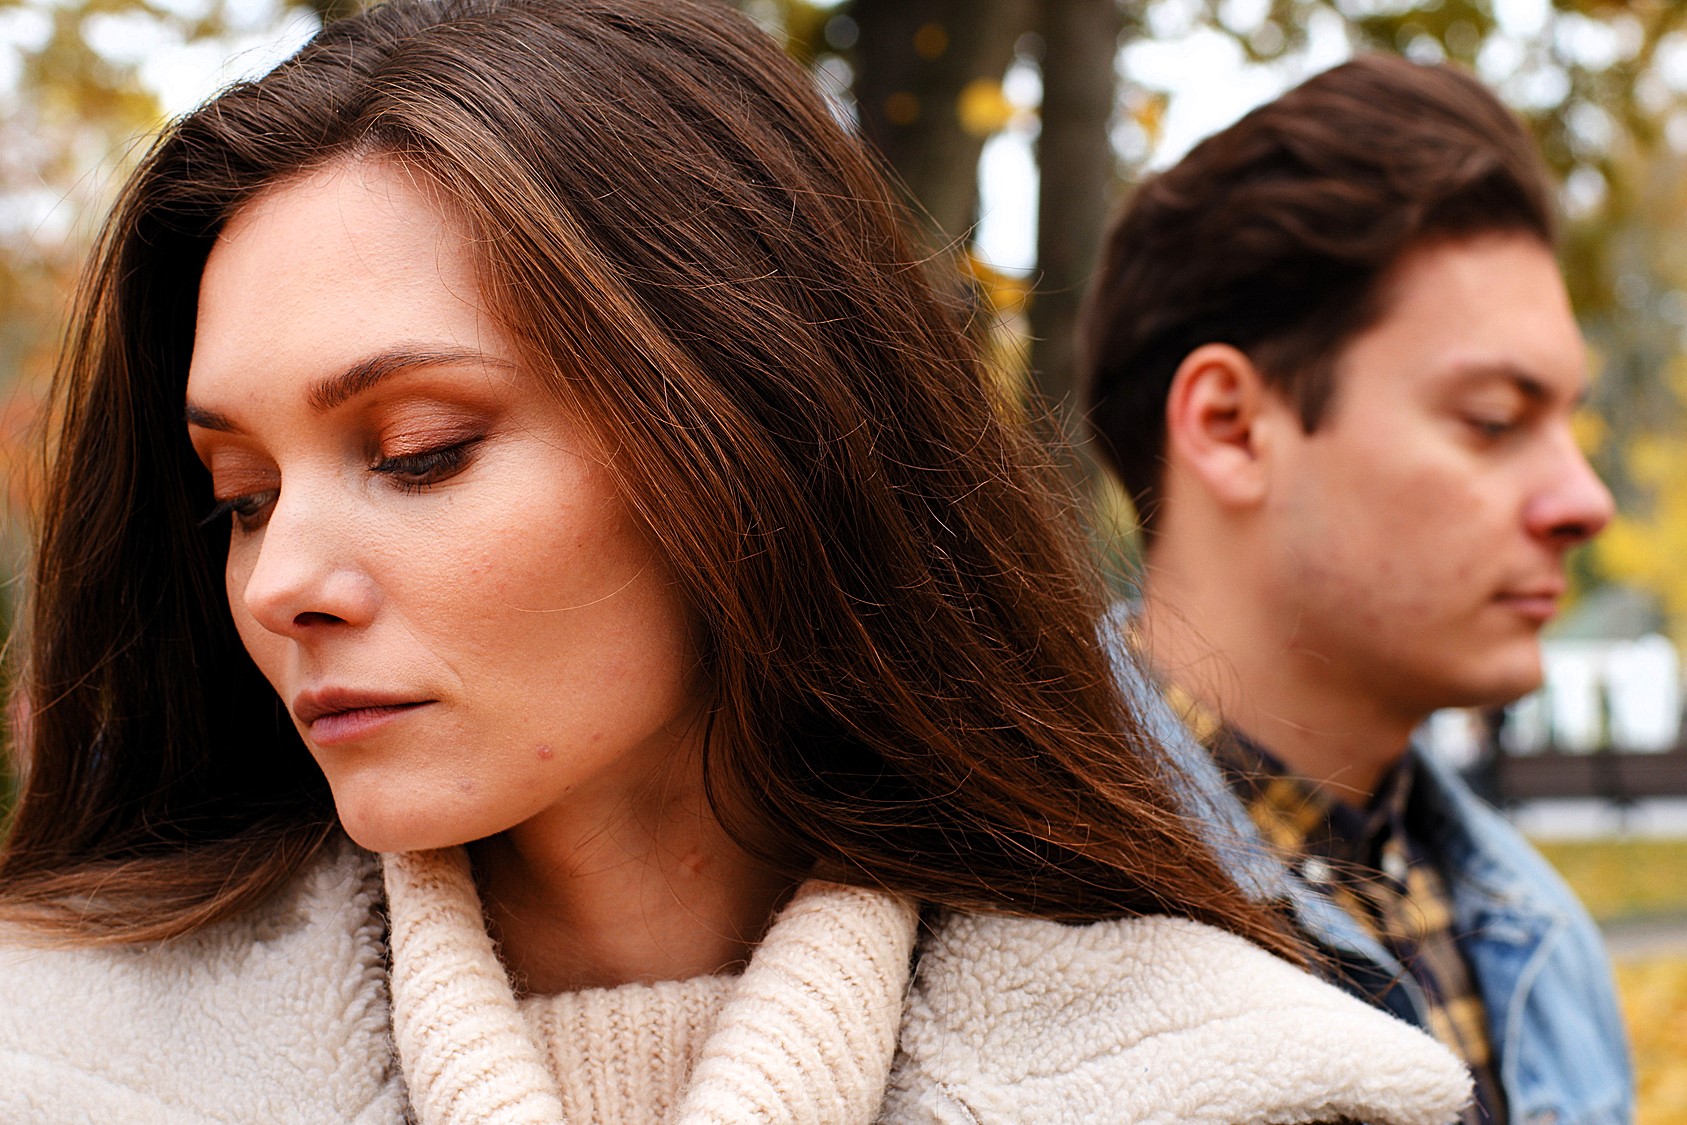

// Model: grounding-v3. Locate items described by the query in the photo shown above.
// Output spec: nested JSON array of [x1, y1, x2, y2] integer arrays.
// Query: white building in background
[[1424, 708, 1491, 771], [1500, 634, 1683, 755]]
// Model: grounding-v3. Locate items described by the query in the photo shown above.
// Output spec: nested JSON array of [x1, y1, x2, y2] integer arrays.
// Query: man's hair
[[1079, 54, 1556, 527]]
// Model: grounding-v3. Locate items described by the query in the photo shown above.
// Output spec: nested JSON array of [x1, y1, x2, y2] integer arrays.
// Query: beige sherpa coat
[[0, 842, 1472, 1124]]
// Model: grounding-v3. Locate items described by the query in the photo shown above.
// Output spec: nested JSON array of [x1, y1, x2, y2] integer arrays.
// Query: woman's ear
[[1163, 343, 1275, 511]]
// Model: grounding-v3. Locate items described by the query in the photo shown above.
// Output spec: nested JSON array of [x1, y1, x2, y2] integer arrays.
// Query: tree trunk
[[1029, 0, 1121, 470], [852, 0, 1034, 245]]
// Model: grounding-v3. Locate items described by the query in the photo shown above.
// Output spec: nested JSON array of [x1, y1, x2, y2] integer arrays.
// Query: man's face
[[1260, 232, 1612, 716]]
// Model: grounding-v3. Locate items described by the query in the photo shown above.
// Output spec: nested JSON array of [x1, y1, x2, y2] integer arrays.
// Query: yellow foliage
[[1534, 839, 1687, 921], [956, 77, 1014, 138], [1540, 841, 1687, 1124], [963, 250, 1030, 317], [1572, 407, 1608, 459], [1594, 429, 1687, 651], [1629, 433, 1678, 488], [882, 90, 920, 126], [1583, 356, 1687, 646], [1668, 354, 1687, 404], [1616, 957, 1687, 1125], [1598, 518, 1686, 650], [960, 252, 1031, 414], [912, 21, 947, 60], [1129, 91, 1168, 148]]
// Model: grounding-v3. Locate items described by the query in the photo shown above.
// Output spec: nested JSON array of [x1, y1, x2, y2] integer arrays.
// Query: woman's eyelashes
[[200, 489, 280, 532], [371, 435, 485, 493], [202, 435, 488, 531]]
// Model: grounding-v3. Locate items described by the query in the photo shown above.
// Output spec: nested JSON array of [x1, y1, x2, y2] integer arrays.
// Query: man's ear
[[1163, 343, 1276, 510]]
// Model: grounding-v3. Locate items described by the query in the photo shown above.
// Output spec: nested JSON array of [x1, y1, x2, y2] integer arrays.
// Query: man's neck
[[1137, 573, 1422, 804]]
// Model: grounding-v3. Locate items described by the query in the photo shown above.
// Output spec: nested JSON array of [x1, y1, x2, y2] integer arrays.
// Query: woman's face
[[186, 160, 706, 853]]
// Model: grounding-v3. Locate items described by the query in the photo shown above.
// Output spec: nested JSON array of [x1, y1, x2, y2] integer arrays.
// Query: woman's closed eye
[[201, 489, 280, 533], [372, 435, 485, 493]]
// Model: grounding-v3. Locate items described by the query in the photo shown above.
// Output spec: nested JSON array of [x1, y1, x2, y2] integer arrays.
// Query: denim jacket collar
[[1115, 628, 1634, 1125]]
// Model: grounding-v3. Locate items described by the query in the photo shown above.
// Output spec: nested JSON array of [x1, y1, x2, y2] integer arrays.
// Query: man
[[1080, 54, 1631, 1125]]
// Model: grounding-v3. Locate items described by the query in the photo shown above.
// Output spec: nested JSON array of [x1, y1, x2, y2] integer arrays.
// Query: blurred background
[[6, 0, 1687, 1114]]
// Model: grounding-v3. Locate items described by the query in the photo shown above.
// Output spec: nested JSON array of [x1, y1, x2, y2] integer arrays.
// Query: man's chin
[[1427, 657, 1544, 712], [1380, 636, 1545, 714]]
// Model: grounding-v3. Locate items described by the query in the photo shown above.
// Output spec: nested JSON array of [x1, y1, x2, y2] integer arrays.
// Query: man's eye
[[1464, 414, 1519, 439]]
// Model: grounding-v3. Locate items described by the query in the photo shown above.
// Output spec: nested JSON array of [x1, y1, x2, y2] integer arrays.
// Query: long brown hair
[[2, 0, 1295, 958]]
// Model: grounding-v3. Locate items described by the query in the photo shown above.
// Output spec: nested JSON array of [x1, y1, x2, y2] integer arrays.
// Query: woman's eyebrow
[[185, 346, 514, 431], [307, 346, 510, 411]]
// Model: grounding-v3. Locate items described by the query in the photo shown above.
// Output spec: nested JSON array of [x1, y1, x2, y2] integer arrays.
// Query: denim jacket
[[1125, 659, 1634, 1125]]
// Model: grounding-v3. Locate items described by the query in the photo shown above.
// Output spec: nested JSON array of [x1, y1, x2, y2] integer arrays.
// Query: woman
[[0, 1, 1469, 1121]]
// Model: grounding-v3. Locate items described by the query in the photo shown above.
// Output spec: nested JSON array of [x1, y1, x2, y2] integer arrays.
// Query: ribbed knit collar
[[382, 848, 919, 1125], [521, 969, 736, 1122]]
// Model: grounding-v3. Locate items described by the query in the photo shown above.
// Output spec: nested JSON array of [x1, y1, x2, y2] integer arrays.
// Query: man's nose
[[1524, 432, 1615, 550]]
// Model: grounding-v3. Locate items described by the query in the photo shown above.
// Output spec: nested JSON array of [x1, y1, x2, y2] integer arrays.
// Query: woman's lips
[[293, 690, 432, 745], [307, 702, 430, 745]]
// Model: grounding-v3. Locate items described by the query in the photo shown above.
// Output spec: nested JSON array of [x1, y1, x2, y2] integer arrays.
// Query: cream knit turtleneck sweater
[[521, 970, 736, 1122], [381, 848, 920, 1125]]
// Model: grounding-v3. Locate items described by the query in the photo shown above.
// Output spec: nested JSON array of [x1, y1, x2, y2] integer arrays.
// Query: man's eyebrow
[[1446, 361, 1555, 403], [307, 346, 510, 411]]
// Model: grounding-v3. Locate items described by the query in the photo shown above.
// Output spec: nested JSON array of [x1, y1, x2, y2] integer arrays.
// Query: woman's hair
[[1, 0, 1295, 957]]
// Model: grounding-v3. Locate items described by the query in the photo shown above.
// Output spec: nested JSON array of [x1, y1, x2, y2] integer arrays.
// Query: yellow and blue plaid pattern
[[1168, 686, 1504, 1125]]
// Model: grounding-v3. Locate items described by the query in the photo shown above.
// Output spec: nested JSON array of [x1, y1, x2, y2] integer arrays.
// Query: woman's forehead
[[189, 162, 508, 408]]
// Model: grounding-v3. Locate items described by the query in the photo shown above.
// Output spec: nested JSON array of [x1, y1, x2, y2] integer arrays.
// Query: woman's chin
[[334, 806, 474, 855]]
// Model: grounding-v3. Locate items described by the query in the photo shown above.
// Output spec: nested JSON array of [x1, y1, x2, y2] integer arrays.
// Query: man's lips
[[1494, 589, 1564, 623]]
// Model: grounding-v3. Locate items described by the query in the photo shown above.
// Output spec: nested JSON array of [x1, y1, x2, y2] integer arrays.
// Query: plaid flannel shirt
[[1167, 685, 1506, 1125]]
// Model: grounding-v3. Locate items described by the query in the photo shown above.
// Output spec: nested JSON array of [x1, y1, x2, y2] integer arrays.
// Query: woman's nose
[[237, 489, 379, 638]]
